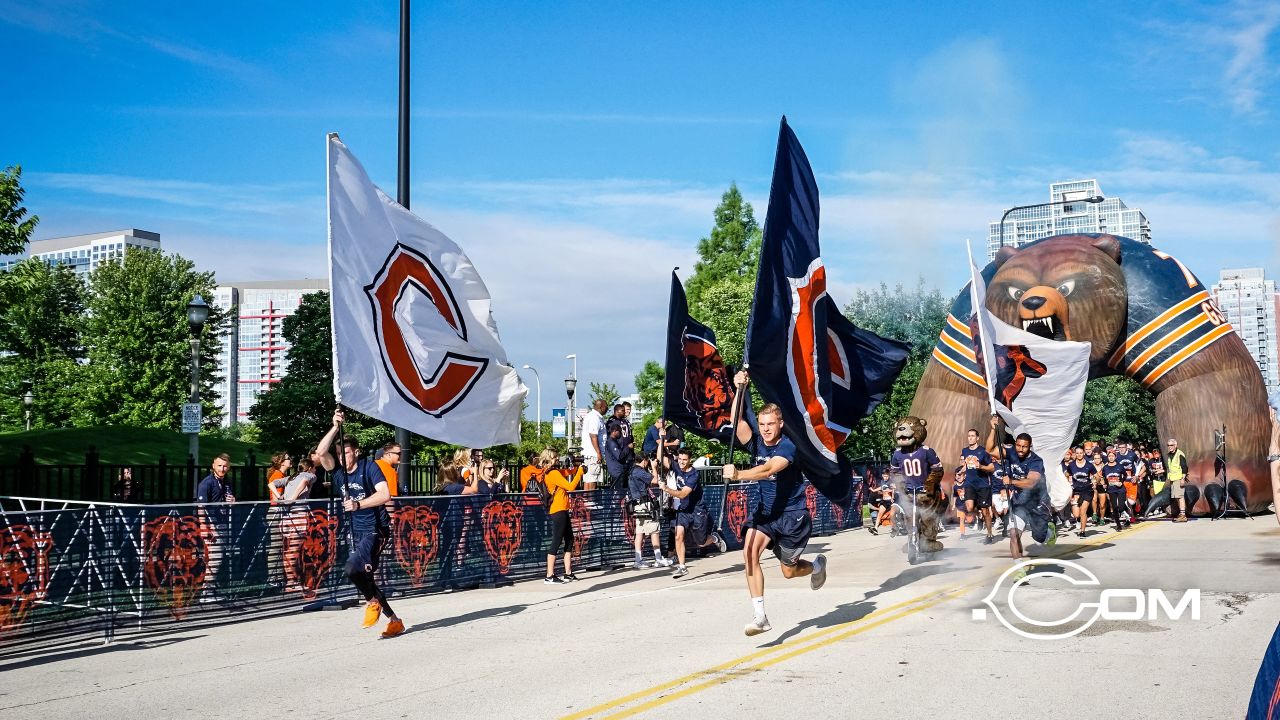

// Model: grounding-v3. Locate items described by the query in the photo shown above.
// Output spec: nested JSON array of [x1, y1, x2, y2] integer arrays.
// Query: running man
[[723, 371, 827, 637], [1065, 446, 1094, 538], [959, 428, 997, 544], [987, 417, 1050, 562], [315, 409, 404, 638]]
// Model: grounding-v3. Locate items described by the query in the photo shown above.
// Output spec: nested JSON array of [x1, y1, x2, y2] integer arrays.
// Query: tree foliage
[[633, 360, 664, 430], [0, 166, 38, 256], [685, 184, 761, 311], [1075, 375, 1157, 445], [80, 249, 229, 429], [249, 292, 338, 455], [0, 259, 86, 429]]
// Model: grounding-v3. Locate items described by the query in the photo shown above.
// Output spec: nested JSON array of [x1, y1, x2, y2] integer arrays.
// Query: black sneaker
[[557, 575, 573, 584], [867, 525, 879, 535], [563, 573, 580, 582], [544, 576, 558, 585]]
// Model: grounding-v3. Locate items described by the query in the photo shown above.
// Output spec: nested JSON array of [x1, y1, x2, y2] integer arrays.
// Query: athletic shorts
[[969, 486, 992, 509], [1009, 513, 1029, 532], [745, 509, 812, 567], [634, 517, 659, 536], [548, 510, 574, 555], [1169, 479, 1185, 500], [1071, 488, 1094, 503], [346, 530, 388, 575], [675, 507, 709, 546], [583, 458, 604, 485]]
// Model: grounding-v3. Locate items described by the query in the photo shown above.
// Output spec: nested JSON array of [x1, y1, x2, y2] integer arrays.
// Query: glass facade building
[[0, 229, 162, 276], [986, 180, 1152, 261], [1211, 268, 1279, 393]]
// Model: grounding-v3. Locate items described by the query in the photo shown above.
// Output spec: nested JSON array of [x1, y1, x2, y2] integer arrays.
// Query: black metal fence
[[0, 479, 865, 655]]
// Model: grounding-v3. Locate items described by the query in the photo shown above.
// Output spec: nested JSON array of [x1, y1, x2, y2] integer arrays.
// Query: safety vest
[[1167, 450, 1187, 482]]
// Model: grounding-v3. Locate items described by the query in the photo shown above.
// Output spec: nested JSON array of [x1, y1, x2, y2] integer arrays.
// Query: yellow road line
[[564, 521, 1158, 719]]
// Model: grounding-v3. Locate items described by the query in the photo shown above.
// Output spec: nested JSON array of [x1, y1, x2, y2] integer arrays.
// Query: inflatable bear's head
[[893, 416, 928, 450], [988, 234, 1126, 365]]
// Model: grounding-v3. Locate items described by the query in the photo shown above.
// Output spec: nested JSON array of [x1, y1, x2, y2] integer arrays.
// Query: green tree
[[0, 258, 86, 429], [685, 184, 761, 310], [1075, 376, 1157, 445], [81, 249, 229, 429], [633, 360, 664, 430], [694, 274, 753, 371], [0, 166, 38, 255], [589, 382, 619, 408]]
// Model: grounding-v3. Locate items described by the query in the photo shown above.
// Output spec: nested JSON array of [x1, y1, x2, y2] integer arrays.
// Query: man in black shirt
[[316, 409, 404, 638]]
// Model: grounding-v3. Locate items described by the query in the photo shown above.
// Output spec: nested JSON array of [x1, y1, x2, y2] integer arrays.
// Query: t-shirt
[[519, 465, 540, 492], [628, 464, 656, 502], [672, 466, 703, 513], [282, 472, 315, 503], [1066, 461, 1093, 492], [750, 435, 806, 518], [1101, 462, 1125, 486], [333, 458, 390, 535], [1006, 451, 1047, 509], [1117, 450, 1139, 479], [581, 410, 604, 458], [267, 469, 286, 504], [1148, 457, 1166, 477], [960, 446, 993, 488], [196, 474, 232, 504], [990, 442, 1014, 490], [375, 459, 399, 497], [642, 425, 660, 456], [642, 424, 684, 456], [442, 482, 466, 496], [891, 446, 942, 492]]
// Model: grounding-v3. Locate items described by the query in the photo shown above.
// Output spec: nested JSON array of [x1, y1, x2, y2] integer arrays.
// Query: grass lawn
[[0, 426, 261, 466]]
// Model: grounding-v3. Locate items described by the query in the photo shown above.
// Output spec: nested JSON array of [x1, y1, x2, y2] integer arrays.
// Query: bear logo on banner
[[0, 524, 52, 637], [620, 496, 636, 545], [296, 508, 336, 596], [726, 490, 748, 540], [569, 495, 592, 560], [393, 505, 441, 588], [142, 515, 208, 619], [481, 501, 523, 575], [805, 483, 819, 520]]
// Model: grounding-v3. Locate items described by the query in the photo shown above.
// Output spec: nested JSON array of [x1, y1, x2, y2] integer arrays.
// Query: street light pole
[[998, 195, 1105, 252], [22, 390, 33, 432], [187, 295, 210, 499], [521, 364, 542, 440], [565, 354, 577, 453]]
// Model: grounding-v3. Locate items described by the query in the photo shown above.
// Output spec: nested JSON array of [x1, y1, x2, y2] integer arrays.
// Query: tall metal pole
[[522, 365, 542, 440], [189, 337, 201, 499], [394, 0, 412, 477]]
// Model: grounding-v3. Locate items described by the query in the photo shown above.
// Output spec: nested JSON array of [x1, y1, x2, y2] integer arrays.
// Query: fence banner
[[0, 481, 864, 655]]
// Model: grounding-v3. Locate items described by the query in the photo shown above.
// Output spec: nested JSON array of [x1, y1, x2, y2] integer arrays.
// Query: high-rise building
[[0, 229, 162, 276], [986, 180, 1152, 261], [1211, 268, 1279, 393], [212, 279, 330, 426]]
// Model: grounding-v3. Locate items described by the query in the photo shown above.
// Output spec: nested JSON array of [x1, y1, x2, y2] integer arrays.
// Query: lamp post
[[998, 194, 1105, 251], [521, 364, 542, 440], [565, 354, 577, 452], [187, 295, 210, 498], [22, 389, 33, 432]]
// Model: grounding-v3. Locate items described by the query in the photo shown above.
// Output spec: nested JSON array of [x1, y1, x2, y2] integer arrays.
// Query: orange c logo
[[788, 262, 851, 459], [365, 244, 487, 416]]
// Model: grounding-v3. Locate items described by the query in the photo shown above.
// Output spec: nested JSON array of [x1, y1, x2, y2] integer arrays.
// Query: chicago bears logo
[[788, 260, 852, 461], [142, 515, 208, 619], [804, 483, 818, 520], [725, 490, 748, 540], [568, 495, 592, 560], [620, 496, 636, 545], [393, 505, 441, 587], [995, 345, 1047, 408], [0, 524, 51, 638], [481, 501, 523, 575], [295, 509, 336, 597], [365, 243, 488, 416], [682, 331, 734, 435]]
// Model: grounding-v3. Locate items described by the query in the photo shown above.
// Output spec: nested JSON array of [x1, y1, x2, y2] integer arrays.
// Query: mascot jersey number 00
[[911, 233, 1275, 519]]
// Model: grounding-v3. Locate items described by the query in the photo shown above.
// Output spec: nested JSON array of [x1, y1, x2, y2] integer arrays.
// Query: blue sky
[[3, 0, 1279, 398]]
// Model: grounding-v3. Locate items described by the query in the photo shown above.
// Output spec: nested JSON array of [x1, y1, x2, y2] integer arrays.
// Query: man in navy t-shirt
[[660, 448, 716, 578], [723, 371, 828, 637], [316, 409, 403, 638], [195, 453, 236, 592], [988, 417, 1050, 564], [959, 428, 997, 544]]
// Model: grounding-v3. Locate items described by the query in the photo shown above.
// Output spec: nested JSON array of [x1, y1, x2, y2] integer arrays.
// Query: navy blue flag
[[1249, 620, 1280, 719], [744, 117, 910, 503], [664, 271, 755, 444]]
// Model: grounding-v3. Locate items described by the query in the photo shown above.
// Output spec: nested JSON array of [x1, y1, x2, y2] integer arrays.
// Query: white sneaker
[[655, 556, 673, 567], [744, 617, 772, 636], [632, 560, 651, 570], [672, 565, 689, 578], [810, 554, 827, 590]]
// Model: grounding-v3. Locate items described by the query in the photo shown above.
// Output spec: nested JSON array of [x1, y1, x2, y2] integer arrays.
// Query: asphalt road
[[3, 515, 1277, 719]]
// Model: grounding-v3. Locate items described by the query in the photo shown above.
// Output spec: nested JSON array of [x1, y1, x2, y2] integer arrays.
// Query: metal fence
[[0, 479, 865, 656]]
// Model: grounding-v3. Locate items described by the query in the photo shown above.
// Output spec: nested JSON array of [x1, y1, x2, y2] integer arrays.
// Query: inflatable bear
[[911, 233, 1274, 518]]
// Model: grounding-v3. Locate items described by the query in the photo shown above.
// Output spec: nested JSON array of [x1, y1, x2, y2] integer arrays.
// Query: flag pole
[[393, 0, 412, 484]]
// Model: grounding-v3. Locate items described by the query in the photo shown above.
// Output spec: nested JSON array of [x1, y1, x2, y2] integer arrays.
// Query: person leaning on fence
[[627, 456, 672, 569], [437, 451, 479, 496], [195, 453, 236, 598], [315, 409, 404, 638], [280, 456, 318, 597], [581, 399, 607, 490], [542, 448, 583, 584], [476, 457, 509, 495], [267, 452, 292, 504]]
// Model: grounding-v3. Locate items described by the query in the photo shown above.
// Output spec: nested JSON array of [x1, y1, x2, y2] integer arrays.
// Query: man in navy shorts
[[723, 371, 827, 637]]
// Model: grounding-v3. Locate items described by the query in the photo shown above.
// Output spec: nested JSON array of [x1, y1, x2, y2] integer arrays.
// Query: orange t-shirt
[[266, 469, 285, 504], [519, 465, 539, 492], [544, 468, 582, 514], [375, 459, 399, 497]]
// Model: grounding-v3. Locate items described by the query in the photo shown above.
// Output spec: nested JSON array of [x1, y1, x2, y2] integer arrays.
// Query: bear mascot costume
[[911, 233, 1275, 519]]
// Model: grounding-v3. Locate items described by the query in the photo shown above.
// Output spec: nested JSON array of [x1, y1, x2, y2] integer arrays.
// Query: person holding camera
[[543, 449, 584, 584], [628, 456, 672, 569], [661, 447, 717, 578]]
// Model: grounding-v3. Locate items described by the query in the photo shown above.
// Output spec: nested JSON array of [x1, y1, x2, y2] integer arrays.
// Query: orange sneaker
[[381, 618, 405, 638], [362, 600, 382, 628]]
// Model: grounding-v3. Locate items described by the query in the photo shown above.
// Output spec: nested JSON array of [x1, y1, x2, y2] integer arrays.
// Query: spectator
[[627, 456, 671, 569], [519, 453, 543, 492], [267, 452, 292, 504], [437, 456, 478, 496], [660, 448, 716, 577], [374, 443, 402, 498], [543, 449, 583, 584], [604, 419, 635, 488], [580, 399, 607, 490], [280, 456, 319, 596], [866, 468, 894, 534], [476, 458, 509, 495], [111, 467, 142, 503], [195, 453, 236, 593], [1166, 438, 1189, 523]]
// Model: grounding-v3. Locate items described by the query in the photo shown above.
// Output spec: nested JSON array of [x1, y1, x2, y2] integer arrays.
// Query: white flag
[[327, 134, 527, 448], [967, 240, 1090, 510]]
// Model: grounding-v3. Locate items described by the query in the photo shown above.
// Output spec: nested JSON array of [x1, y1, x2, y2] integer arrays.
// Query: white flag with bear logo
[[327, 134, 526, 447], [968, 240, 1090, 510]]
